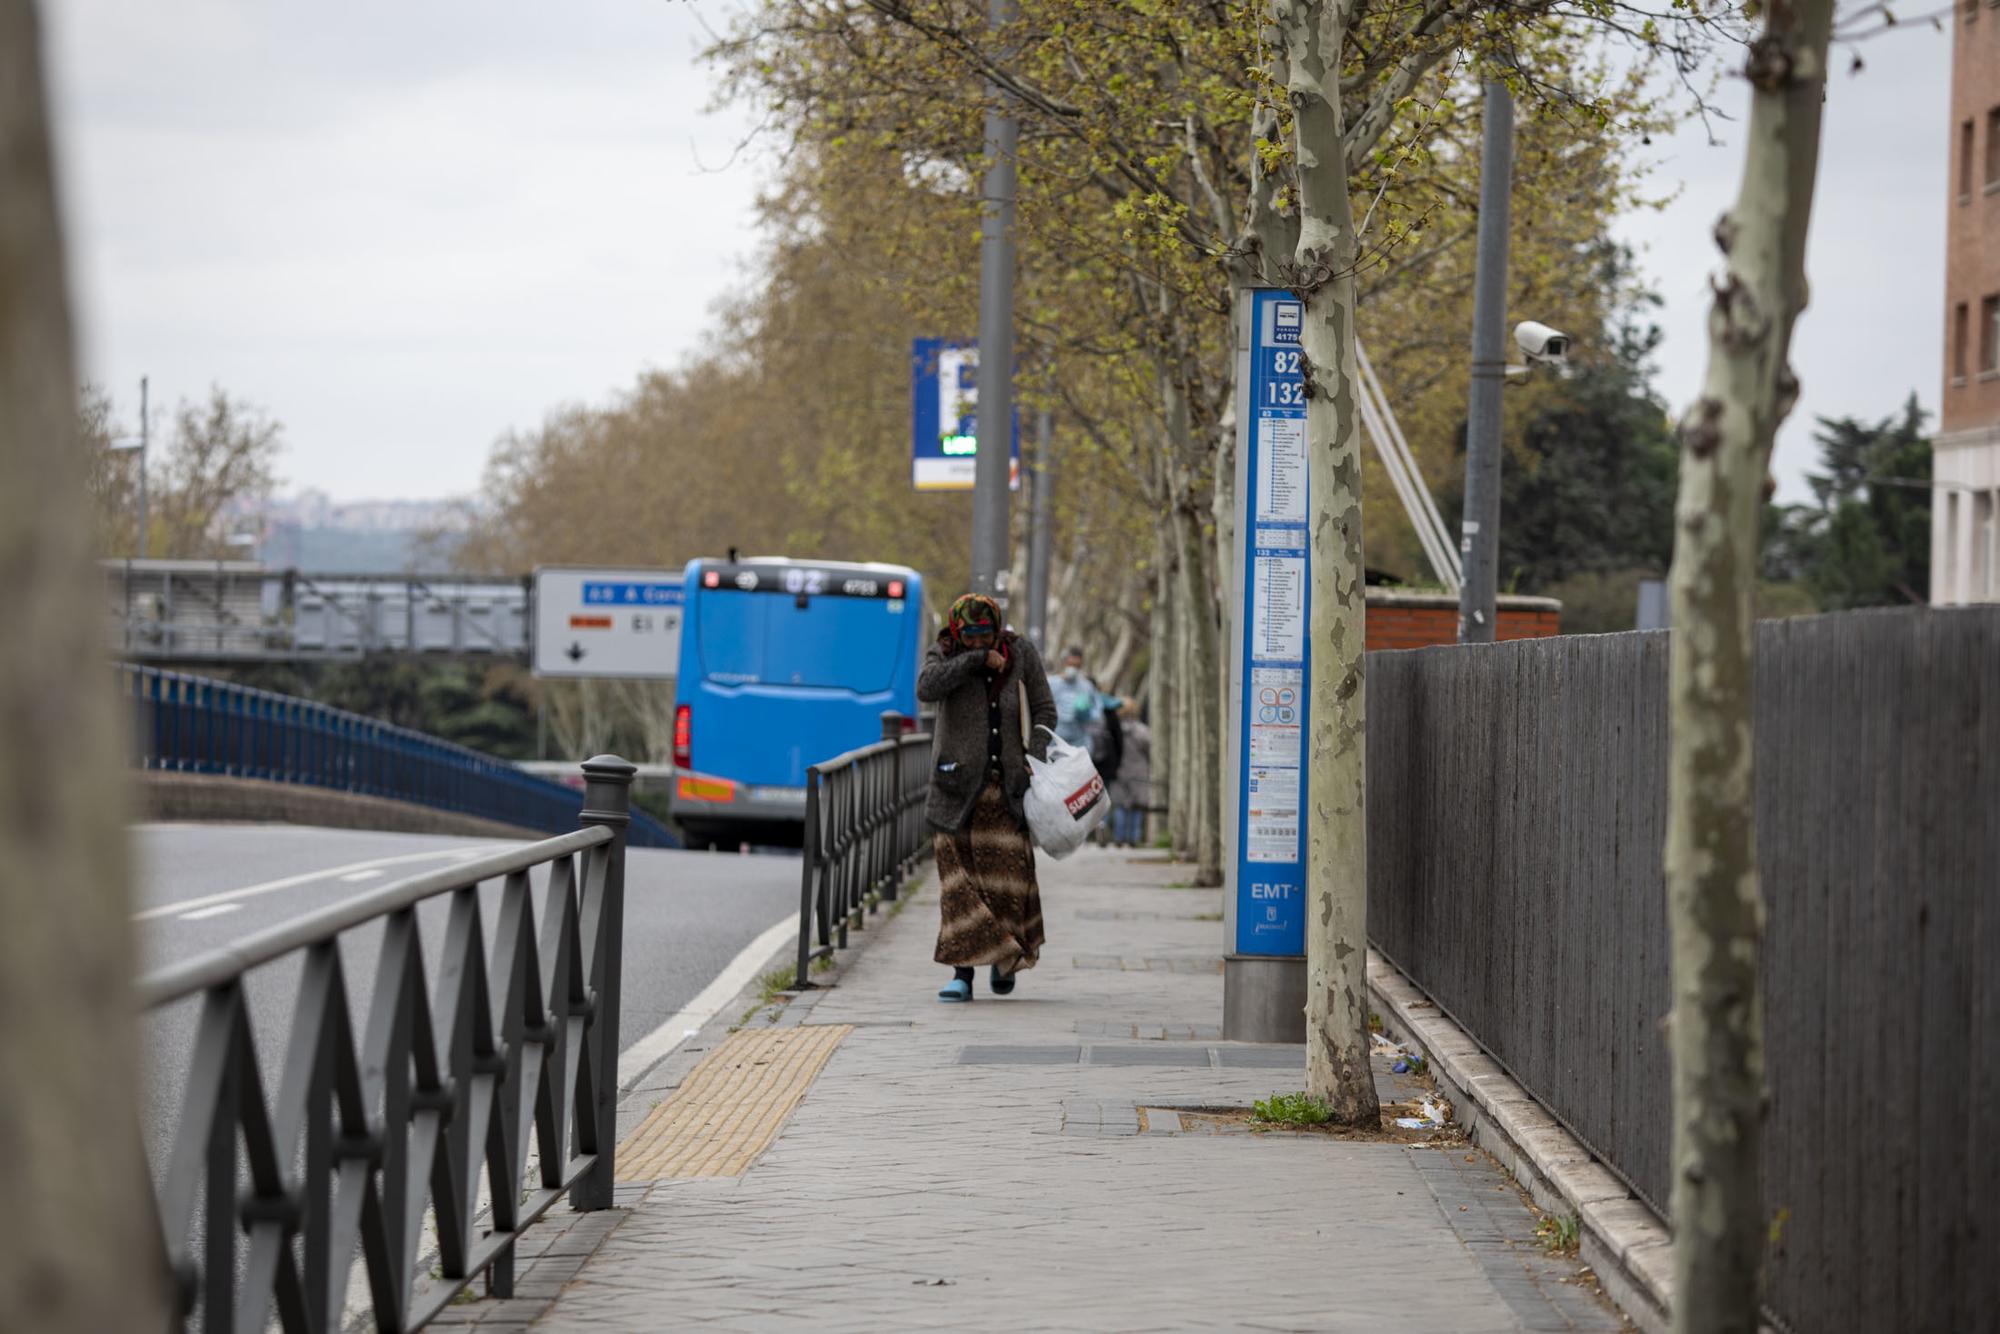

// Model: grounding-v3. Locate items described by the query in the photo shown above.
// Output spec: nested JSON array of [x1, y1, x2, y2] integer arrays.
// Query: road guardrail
[[122, 663, 679, 847], [793, 714, 933, 987], [138, 756, 635, 1332]]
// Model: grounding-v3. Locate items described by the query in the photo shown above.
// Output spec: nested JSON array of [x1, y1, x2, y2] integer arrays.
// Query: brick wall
[[1945, 3, 2000, 434], [1364, 591, 1561, 651]]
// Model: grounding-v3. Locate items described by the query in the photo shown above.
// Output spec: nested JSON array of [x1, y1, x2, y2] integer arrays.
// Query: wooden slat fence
[[1366, 605, 2000, 1334]]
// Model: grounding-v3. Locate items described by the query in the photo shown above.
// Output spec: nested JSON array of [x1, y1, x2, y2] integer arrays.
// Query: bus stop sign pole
[[1222, 286, 1311, 1043]]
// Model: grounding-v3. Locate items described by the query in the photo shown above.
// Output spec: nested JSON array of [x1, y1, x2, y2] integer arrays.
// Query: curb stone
[[1368, 951, 1674, 1334]]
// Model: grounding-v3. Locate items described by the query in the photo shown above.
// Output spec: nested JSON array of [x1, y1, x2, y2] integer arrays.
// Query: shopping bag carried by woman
[[1023, 724, 1108, 858]]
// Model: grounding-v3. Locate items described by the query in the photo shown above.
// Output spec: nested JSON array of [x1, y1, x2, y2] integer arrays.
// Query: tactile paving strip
[[616, 1024, 852, 1181]]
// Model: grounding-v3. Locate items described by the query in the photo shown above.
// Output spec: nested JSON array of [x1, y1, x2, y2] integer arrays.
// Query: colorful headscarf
[[944, 593, 1003, 644], [941, 592, 1012, 698]]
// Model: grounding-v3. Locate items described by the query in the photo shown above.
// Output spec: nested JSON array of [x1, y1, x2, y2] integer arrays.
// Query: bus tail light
[[673, 704, 692, 769], [900, 715, 917, 734]]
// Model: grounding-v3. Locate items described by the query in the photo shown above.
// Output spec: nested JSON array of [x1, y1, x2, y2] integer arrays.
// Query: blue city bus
[[668, 556, 926, 848]]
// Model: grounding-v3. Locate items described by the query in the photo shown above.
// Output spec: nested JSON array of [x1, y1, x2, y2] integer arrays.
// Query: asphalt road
[[133, 823, 802, 1173]]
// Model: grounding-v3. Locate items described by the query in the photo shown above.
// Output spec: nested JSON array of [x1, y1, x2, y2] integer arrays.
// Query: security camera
[[1514, 321, 1570, 365]]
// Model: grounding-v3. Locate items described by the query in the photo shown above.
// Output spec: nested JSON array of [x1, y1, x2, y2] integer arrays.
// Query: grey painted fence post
[[572, 754, 633, 1211], [881, 713, 903, 902]]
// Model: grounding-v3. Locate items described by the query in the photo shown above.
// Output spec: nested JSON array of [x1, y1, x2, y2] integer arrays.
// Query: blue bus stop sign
[[1224, 289, 1309, 959], [910, 338, 1021, 491]]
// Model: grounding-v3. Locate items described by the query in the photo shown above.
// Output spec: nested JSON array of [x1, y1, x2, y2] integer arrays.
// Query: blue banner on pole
[[1232, 290, 1309, 956], [910, 337, 1022, 492]]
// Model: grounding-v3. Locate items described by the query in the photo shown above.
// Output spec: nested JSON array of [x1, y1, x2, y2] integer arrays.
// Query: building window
[[1977, 492, 1996, 600], [1982, 296, 2000, 372], [1956, 303, 1971, 381], [1962, 120, 1976, 199], [1945, 493, 1962, 604], [1986, 109, 2000, 185]]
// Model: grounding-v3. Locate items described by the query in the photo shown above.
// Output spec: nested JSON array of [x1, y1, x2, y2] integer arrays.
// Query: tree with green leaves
[[81, 383, 283, 559], [468, 0, 1728, 1128], [1433, 277, 1681, 618], [1764, 395, 1931, 609]]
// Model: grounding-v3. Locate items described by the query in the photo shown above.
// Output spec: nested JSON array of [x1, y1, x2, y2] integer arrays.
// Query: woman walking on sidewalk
[[917, 593, 1057, 1002]]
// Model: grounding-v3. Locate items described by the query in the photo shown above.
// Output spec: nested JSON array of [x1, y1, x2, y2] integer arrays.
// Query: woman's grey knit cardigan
[[916, 632, 1057, 833]]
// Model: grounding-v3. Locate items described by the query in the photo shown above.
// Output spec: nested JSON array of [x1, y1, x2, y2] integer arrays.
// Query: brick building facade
[[1938, 0, 2000, 603], [1363, 589, 1561, 651]]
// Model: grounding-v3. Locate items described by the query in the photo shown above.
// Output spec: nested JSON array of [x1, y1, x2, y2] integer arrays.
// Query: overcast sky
[[1616, 16, 1951, 500], [47, 3, 1950, 505]]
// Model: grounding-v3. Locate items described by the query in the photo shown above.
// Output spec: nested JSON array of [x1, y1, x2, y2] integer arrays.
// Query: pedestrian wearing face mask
[[917, 594, 1058, 1003], [1049, 645, 1103, 750]]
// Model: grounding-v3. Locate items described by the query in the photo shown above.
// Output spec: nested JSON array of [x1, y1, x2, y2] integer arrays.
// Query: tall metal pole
[[136, 374, 149, 559], [968, 0, 1019, 599], [1026, 404, 1053, 647], [1456, 80, 1514, 643]]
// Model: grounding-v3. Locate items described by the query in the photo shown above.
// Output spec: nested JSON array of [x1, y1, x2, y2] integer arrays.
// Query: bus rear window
[[696, 590, 908, 693]]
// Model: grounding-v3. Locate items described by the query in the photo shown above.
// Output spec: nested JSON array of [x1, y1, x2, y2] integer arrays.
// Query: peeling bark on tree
[[1664, 2, 1833, 1329], [0, 2, 170, 1328], [1276, 0, 1379, 1125]]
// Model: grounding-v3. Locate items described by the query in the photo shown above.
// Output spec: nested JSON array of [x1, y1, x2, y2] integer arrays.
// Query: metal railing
[[794, 714, 933, 986], [123, 663, 679, 847], [139, 757, 635, 1333], [103, 561, 533, 664]]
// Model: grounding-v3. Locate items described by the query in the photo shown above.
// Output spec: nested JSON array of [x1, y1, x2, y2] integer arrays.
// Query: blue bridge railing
[[122, 663, 680, 848]]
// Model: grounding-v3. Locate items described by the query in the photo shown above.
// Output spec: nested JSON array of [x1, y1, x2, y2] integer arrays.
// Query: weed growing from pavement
[[1368, 1010, 1383, 1033], [811, 953, 836, 975], [755, 966, 794, 1005], [1252, 1091, 1335, 1126], [1191, 911, 1222, 922], [1536, 1212, 1581, 1256]]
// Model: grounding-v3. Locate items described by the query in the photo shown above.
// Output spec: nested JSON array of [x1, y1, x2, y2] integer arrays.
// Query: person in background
[[1089, 697, 1125, 845], [1049, 645, 1103, 749], [1107, 701, 1152, 848], [916, 594, 1058, 1002]]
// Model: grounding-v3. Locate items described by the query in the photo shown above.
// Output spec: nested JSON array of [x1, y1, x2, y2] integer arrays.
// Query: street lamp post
[[969, 0, 1020, 599], [1457, 81, 1514, 644]]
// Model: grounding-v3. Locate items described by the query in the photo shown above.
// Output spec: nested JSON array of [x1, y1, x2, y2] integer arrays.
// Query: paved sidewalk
[[447, 847, 1625, 1332]]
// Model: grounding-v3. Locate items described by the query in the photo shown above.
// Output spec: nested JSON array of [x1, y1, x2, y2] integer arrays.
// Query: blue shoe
[[937, 978, 973, 1002], [989, 966, 1016, 996]]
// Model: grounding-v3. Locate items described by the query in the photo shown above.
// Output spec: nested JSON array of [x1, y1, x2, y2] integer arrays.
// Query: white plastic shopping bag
[[1024, 725, 1109, 858]]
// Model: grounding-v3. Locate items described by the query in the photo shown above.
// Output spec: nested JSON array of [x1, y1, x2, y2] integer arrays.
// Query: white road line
[[133, 845, 493, 922], [178, 903, 243, 922], [338, 869, 384, 882], [617, 914, 799, 1090]]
